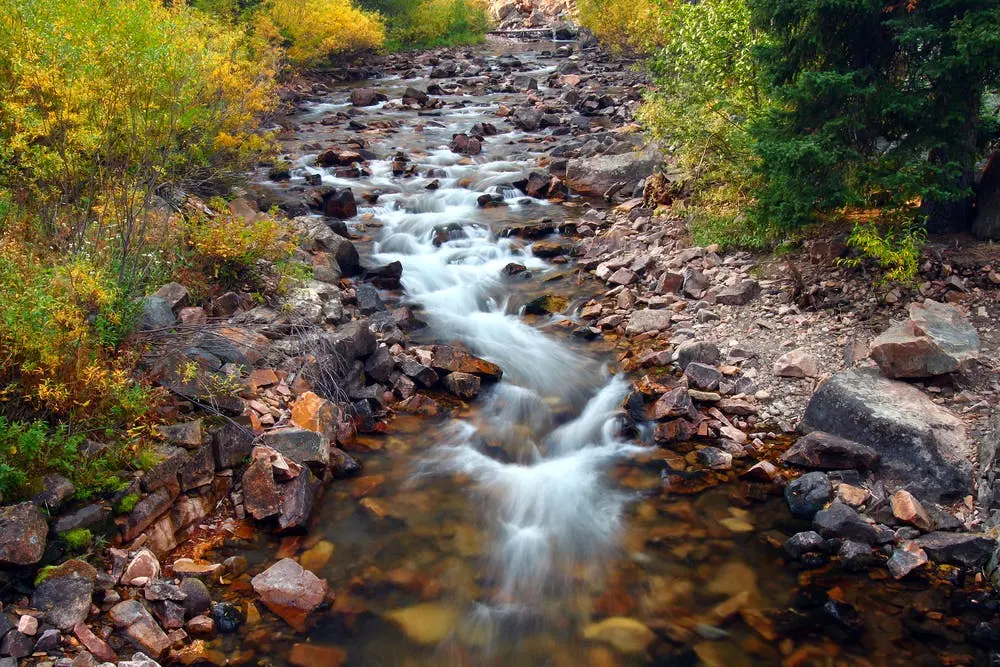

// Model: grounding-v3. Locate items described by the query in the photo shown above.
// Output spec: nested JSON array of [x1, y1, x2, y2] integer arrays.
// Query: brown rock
[[108, 599, 171, 658], [186, 615, 215, 638], [0, 502, 48, 565], [124, 487, 175, 541], [427, 345, 502, 381], [73, 623, 118, 663], [651, 388, 697, 421], [442, 372, 481, 399], [836, 483, 870, 507], [773, 349, 818, 378], [243, 457, 281, 520], [123, 549, 161, 585], [251, 558, 328, 631], [290, 391, 339, 440], [782, 431, 880, 471], [870, 299, 980, 378], [887, 543, 928, 579]]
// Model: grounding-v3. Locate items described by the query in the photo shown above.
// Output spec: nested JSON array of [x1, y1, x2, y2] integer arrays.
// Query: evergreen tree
[[748, 0, 1000, 234]]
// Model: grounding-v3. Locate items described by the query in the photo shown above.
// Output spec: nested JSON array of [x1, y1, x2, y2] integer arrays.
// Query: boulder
[[137, 297, 175, 332], [565, 146, 662, 197], [890, 489, 934, 532], [442, 372, 481, 400], [0, 502, 48, 565], [290, 391, 338, 441], [108, 600, 171, 659], [250, 559, 327, 631], [242, 457, 281, 520], [716, 280, 761, 306], [813, 501, 878, 544], [427, 345, 502, 381], [32, 559, 96, 630], [870, 300, 980, 378], [180, 578, 212, 618], [801, 368, 972, 501], [152, 283, 190, 313], [781, 432, 880, 471], [261, 428, 330, 469], [277, 470, 321, 532], [784, 472, 833, 518], [625, 309, 672, 334], [915, 532, 994, 568], [33, 474, 76, 511], [651, 388, 697, 421], [349, 88, 384, 107], [675, 340, 720, 370], [123, 549, 161, 585]]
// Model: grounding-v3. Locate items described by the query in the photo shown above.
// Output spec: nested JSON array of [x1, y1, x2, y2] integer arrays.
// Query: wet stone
[[887, 545, 929, 578], [838, 540, 875, 572], [914, 532, 995, 568], [442, 372, 481, 399], [813, 501, 879, 544], [782, 431, 880, 471], [180, 578, 212, 618], [784, 472, 833, 518], [695, 447, 732, 471], [783, 531, 827, 562], [210, 603, 244, 635]]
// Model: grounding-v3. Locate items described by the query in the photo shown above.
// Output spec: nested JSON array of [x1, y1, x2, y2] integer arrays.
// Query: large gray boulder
[[565, 146, 662, 196], [869, 300, 980, 378], [801, 368, 972, 501]]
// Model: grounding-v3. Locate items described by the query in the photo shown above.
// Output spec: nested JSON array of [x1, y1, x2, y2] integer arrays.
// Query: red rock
[[290, 391, 339, 440], [123, 549, 161, 585], [288, 643, 348, 667], [251, 559, 328, 632], [242, 457, 281, 520], [650, 388, 696, 421], [890, 489, 934, 531], [73, 623, 118, 663]]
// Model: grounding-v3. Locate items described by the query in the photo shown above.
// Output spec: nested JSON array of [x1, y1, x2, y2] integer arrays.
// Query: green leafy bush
[[63, 528, 93, 552], [360, 0, 491, 49]]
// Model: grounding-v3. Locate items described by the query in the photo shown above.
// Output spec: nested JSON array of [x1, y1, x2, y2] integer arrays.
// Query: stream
[[239, 39, 997, 667]]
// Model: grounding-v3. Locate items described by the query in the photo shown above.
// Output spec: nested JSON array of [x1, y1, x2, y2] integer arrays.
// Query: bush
[[384, 0, 492, 50], [0, 418, 130, 502], [63, 528, 93, 552], [187, 211, 296, 286], [0, 0, 277, 280], [257, 0, 385, 66], [576, 0, 670, 52]]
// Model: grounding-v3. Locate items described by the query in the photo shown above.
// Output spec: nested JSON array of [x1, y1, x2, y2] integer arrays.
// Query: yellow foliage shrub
[[188, 211, 296, 284], [0, 239, 160, 434], [258, 0, 386, 66], [576, 0, 671, 52], [387, 0, 491, 48]]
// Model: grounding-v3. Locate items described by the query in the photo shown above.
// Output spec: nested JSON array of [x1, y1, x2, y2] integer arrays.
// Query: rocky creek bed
[[2, 34, 1000, 667]]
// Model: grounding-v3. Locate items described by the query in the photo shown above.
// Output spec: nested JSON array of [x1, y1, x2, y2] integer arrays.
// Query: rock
[[17, 615, 36, 635], [838, 540, 874, 572], [684, 362, 721, 391], [565, 146, 662, 197], [402, 86, 429, 104], [581, 617, 656, 654], [676, 340, 721, 370], [681, 268, 709, 299], [890, 490, 934, 532], [914, 532, 994, 568], [33, 474, 75, 510], [531, 240, 572, 258], [322, 188, 358, 220], [836, 483, 870, 507], [288, 643, 347, 667], [695, 447, 732, 470], [813, 501, 878, 544], [781, 432, 880, 471], [186, 616, 215, 639], [72, 623, 117, 663], [251, 559, 328, 631], [123, 549, 161, 585], [773, 348, 818, 378], [740, 460, 778, 483], [513, 107, 542, 131], [262, 428, 329, 468], [152, 283, 190, 313], [355, 284, 384, 315], [363, 261, 403, 290], [349, 88, 383, 107], [32, 559, 96, 630], [0, 502, 48, 565], [625, 309, 672, 334], [801, 368, 972, 501], [34, 628, 61, 651], [442, 372, 481, 399], [427, 345, 502, 381], [137, 297, 176, 331], [0, 630, 34, 659], [385, 604, 459, 645], [870, 299, 980, 378], [607, 267, 636, 286], [212, 421, 254, 470], [242, 457, 280, 520], [278, 470, 321, 532], [783, 531, 826, 560], [123, 488, 174, 542], [180, 578, 212, 618], [716, 280, 761, 306], [784, 472, 833, 518], [887, 544, 928, 579], [524, 295, 568, 315], [53, 503, 110, 535], [108, 600, 171, 659], [159, 421, 203, 448], [210, 603, 244, 635], [178, 445, 214, 491], [651, 387, 697, 421]]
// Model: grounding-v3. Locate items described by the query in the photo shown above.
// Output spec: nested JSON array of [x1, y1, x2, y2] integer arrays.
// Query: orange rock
[[350, 474, 385, 498], [291, 391, 338, 439], [890, 489, 934, 531], [250, 369, 280, 392], [288, 643, 347, 667]]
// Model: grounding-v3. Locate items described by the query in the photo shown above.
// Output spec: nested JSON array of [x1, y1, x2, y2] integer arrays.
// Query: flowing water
[[237, 40, 998, 667]]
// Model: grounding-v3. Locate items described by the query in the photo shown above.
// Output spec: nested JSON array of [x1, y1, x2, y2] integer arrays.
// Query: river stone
[[784, 472, 833, 518], [32, 559, 96, 630], [385, 603, 459, 645], [838, 540, 875, 572], [0, 502, 48, 565], [108, 600, 171, 659], [288, 643, 347, 667], [914, 532, 995, 568], [813, 501, 878, 544], [180, 578, 212, 618], [565, 146, 662, 197], [581, 617, 656, 654], [277, 470, 321, 532], [242, 457, 281, 520], [261, 428, 329, 468], [781, 432, 880, 471], [801, 368, 972, 501], [870, 299, 980, 378], [251, 559, 327, 631], [0, 630, 33, 659], [625, 309, 672, 334], [684, 362, 721, 391], [887, 545, 928, 579], [443, 372, 481, 399]]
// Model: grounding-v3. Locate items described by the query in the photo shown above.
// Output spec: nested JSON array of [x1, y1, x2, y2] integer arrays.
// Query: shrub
[[576, 0, 671, 52], [838, 221, 926, 286], [0, 243, 160, 432], [382, 0, 492, 50], [115, 493, 141, 515], [0, 0, 278, 280], [257, 0, 386, 66], [187, 211, 296, 286], [0, 417, 130, 502]]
